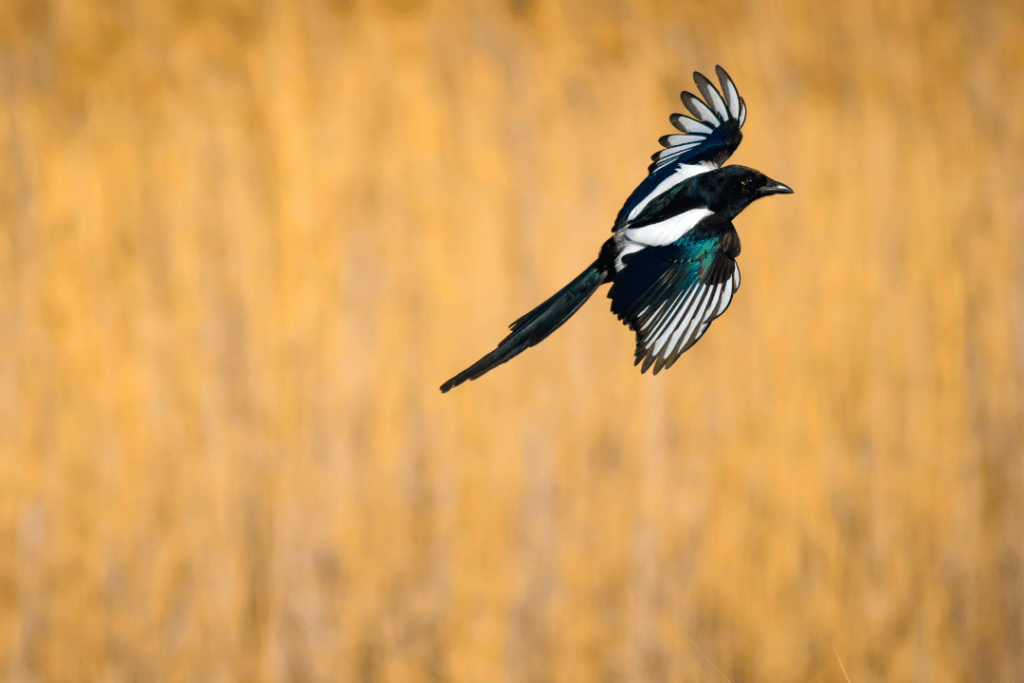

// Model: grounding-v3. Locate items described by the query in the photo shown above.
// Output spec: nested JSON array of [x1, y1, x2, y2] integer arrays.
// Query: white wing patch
[[624, 208, 714, 247]]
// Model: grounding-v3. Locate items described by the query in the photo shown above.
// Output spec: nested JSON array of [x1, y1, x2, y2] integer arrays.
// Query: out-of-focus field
[[1, 0, 1022, 681]]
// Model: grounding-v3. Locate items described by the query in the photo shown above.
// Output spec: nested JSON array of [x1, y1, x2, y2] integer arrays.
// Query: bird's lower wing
[[608, 232, 740, 375]]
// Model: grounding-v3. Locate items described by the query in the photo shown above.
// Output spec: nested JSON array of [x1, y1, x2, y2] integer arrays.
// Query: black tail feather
[[440, 263, 607, 393]]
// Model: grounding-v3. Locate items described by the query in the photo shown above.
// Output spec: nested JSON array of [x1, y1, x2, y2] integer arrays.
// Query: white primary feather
[[705, 286, 723, 322], [692, 321, 711, 345], [720, 73, 741, 120], [695, 73, 730, 122], [646, 289, 688, 341], [675, 286, 714, 349], [670, 115, 714, 135], [682, 94, 719, 124], [716, 278, 734, 315], [660, 280, 725, 360], [644, 268, 739, 364], [640, 299, 671, 330], [651, 285, 702, 355], [651, 301, 685, 356], [663, 134, 706, 147], [646, 293, 685, 353], [652, 146, 697, 165], [706, 90, 730, 122], [659, 292, 698, 355]]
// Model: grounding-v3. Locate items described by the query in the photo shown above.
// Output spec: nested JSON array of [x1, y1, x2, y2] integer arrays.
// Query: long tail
[[440, 262, 607, 393]]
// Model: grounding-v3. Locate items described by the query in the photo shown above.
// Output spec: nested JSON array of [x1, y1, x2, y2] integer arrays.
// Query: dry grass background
[[0, 0, 1023, 681]]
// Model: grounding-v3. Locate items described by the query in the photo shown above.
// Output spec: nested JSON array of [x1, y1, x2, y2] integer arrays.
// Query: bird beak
[[760, 180, 794, 196]]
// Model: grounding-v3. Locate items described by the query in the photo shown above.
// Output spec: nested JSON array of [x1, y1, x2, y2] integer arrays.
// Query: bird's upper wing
[[652, 66, 746, 172], [608, 216, 741, 374], [613, 66, 746, 231]]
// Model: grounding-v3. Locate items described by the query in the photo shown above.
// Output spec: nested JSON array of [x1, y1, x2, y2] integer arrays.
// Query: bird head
[[705, 165, 793, 219]]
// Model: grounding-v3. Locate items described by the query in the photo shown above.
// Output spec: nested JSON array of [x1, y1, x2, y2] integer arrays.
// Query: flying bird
[[441, 66, 791, 393]]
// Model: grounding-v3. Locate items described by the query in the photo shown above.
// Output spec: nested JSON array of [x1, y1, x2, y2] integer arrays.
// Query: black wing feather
[[608, 218, 742, 374]]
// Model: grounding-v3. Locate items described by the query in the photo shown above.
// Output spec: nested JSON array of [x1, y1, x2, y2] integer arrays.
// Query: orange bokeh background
[[1, 1, 1022, 681]]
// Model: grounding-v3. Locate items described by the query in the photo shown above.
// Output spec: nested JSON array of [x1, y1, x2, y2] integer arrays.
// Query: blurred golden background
[[1, 0, 1023, 681]]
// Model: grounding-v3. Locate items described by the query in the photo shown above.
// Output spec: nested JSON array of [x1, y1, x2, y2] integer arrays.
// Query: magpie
[[440, 66, 792, 393]]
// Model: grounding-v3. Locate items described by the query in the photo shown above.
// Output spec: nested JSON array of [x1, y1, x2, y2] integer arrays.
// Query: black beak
[[759, 180, 794, 196]]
